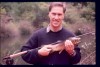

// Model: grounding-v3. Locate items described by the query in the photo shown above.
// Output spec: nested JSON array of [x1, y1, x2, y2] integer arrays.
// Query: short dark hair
[[49, 2, 66, 13]]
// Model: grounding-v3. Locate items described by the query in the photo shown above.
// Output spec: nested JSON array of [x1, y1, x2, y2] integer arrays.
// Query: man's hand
[[64, 40, 75, 55], [38, 45, 52, 56]]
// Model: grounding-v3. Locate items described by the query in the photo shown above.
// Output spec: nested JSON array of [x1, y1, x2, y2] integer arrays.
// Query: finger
[[68, 44, 74, 51], [46, 49, 53, 54], [65, 40, 70, 46], [65, 41, 74, 50], [65, 40, 73, 46], [46, 48, 52, 52]]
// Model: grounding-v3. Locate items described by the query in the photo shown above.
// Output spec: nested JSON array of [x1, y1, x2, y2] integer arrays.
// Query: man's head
[[48, 2, 66, 28], [49, 2, 66, 13]]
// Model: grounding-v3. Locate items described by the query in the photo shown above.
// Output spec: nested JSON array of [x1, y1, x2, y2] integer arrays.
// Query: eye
[[58, 14, 62, 16], [52, 13, 56, 16]]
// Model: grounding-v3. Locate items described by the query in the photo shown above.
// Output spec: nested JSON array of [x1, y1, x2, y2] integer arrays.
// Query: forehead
[[50, 6, 64, 13]]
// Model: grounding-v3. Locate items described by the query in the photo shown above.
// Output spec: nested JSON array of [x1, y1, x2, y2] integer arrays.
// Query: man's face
[[48, 6, 64, 28]]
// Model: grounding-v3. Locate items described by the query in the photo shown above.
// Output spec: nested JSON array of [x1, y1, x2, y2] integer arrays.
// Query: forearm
[[21, 46, 42, 64]]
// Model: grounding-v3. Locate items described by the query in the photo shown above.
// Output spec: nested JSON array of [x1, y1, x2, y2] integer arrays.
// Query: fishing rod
[[2, 31, 95, 65]]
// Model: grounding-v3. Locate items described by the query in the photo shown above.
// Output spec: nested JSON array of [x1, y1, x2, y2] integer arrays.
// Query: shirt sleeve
[[20, 32, 43, 64], [70, 45, 81, 64]]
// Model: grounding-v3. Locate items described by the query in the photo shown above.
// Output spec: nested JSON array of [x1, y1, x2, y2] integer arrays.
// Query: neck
[[50, 24, 62, 32]]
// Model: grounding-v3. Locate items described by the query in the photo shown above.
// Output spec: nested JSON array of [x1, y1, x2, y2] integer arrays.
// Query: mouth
[[52, 21, 60, 27], [53, 21, 58, 24]]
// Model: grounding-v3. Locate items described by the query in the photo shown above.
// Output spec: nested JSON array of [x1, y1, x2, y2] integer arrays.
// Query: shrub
[[0, 22, 19, 41], [18, 20, 34, 37]]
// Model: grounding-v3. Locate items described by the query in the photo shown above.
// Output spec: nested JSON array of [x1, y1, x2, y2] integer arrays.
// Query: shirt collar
[[46, 24, 62, 33]]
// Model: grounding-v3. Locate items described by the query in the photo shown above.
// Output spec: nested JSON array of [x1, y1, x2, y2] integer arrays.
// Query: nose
[[54, 15, 59, 19]]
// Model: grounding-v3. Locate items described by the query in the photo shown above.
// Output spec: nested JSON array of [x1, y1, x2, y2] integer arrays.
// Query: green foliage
[[64, 2, 95, 24]]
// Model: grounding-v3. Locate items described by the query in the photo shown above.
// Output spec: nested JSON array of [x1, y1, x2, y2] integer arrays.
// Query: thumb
[[47, 48, 52, 51], [46, 48, 52, 53], [47, 48, 53, 54]]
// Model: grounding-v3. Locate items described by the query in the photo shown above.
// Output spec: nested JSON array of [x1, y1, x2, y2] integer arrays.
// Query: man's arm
[[20, 32, 42, 64], [64, 40, 81, 64], [70, 46, 81, 64]]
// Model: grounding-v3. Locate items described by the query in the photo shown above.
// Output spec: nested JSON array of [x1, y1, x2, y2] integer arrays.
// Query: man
[[21, 2, 81, 65]]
